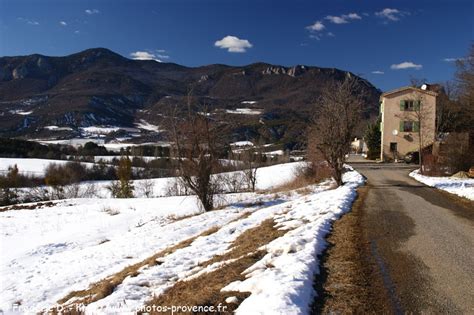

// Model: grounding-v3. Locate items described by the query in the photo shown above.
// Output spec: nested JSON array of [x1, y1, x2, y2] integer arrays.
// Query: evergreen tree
[[364, 119, 381, 160]]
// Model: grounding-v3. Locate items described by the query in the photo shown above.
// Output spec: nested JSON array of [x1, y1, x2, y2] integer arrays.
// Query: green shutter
[[399, 121, 404, 132], [413, 121, 420, 132], [400, 100, 405, 111], [414, 100, 421, 111]]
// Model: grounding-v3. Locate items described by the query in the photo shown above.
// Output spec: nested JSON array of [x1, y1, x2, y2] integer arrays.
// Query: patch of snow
[[226, 108, 262, 115], [230, 141, 254, 147], [264, 149, 284, 156], [44, 126, 73, 131], [409, 170, 474, 200], [9, 110, 33, 115], [241, 101, 257, 105], [225, 296, 239, 304], [135, 120, 162, 133], [80, 126, 140, 136]]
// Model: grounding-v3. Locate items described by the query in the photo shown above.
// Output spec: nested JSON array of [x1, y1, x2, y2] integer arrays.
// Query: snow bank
[[222, 169, 365, 314], [410, 170, 474, 200]]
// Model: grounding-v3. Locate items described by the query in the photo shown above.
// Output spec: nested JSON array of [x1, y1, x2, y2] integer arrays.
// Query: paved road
[[350, 161, 474, 314]]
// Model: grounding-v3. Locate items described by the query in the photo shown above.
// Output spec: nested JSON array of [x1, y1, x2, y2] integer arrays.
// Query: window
[[404, 121, 414, 132], [400, 100, 421, 111], [399, 121, 420, 132]]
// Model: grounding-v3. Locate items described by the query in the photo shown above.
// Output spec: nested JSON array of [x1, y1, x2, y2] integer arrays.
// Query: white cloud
[[85, 9, 100, 15], [371, 70, 384, 74], [214, 35, 253, 53], [59, 21, 67, 26], [309, 34, 321, 40], [130, 51, 163, 62], [74, 30, 80, 34], [375, 8, 406, 21], [390, 61, 422, 70], [327, 32, 335, 37], [306, 21, 325, 32], [325, 13, 362, 24], [325, 15, 348, 24], [443, 57, 464, 62], [17, 17, 39, 25], [346, 13, 362, 20]]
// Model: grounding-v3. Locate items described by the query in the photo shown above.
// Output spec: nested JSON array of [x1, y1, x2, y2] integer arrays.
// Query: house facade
[[380, 86, 437, 161]]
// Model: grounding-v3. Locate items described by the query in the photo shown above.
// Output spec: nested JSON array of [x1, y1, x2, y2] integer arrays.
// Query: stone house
[[380, 86, 438, 161]]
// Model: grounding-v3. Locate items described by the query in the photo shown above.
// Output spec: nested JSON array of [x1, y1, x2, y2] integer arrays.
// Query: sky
[[0, 0, 472, 91]]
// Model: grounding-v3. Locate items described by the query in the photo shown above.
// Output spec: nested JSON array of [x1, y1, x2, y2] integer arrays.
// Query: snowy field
[[34, 139, 171, 151], [0, 163, 365, 314], [0, 158, 95, 177], [410, 170, 474, 200]]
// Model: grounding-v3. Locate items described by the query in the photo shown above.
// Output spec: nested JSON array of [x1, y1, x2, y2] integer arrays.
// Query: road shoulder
[[312, 186, 393, 314]]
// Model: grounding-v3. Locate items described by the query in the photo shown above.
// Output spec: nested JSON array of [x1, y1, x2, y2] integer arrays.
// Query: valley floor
[[0, 163, 364, 314]]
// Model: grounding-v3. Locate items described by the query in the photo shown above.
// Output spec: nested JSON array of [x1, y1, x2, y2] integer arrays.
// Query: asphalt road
[[350, 160, 474, 314]]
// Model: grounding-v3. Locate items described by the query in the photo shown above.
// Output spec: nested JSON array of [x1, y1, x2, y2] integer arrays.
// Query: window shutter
[[415, 100, 421, 111], [413, 121, 420, 132], [400, 100, 405, 111], [399, 121, 404, 132]]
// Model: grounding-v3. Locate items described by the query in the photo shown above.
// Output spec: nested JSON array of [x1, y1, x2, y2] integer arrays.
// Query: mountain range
[[0, 48, 381, 147]]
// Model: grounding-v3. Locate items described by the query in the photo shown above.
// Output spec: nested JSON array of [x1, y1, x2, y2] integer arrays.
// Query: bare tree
[[166, 92, 226, 211], [398, 92, 435, 174], [241, 146, 260, 191], [307, 77, 365, 186], [436, 81, 460, 135], [454, 44, 474, 128]]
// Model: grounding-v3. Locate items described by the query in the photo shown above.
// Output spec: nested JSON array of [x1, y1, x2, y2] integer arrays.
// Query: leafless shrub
[[81, 182, 99, 198], [137, 179, 155, 198], [164, 178, 189, 197], [216, 172, 246, 193], [23, 186, 50, 202]]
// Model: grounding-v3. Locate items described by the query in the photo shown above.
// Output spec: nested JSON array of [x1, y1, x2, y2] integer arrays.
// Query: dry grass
[[56, 226, 220, 312], [144, 219, 290, 314], [267, 164, 334, 194], [200, 218, 287, 267], [0, 201, 56, 212], [101, 206, 120, 216], [312, 186, 392, 314]]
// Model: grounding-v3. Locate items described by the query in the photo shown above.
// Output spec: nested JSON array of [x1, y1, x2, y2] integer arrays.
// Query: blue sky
[[0, 0, 472, 91]]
